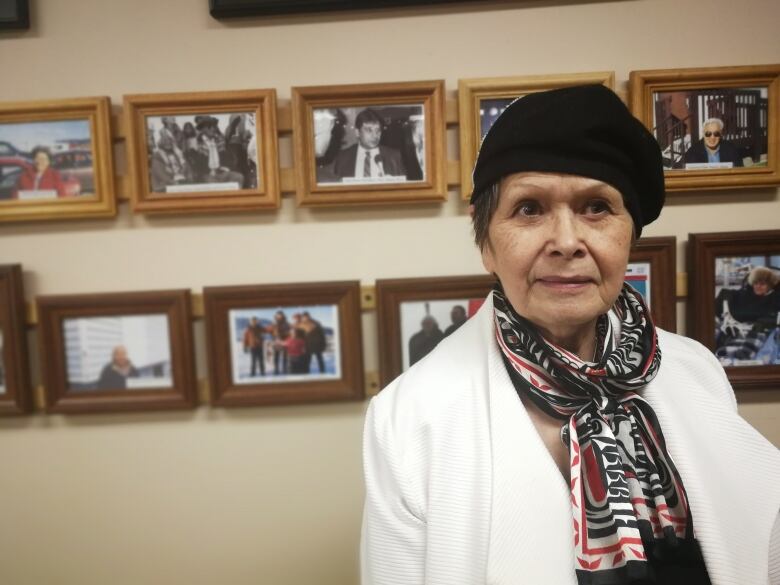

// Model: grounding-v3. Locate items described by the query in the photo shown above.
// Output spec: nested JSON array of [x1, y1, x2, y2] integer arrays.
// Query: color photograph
[[0, 119, 93, 201], [625, 261, 651, 308], [479, 97, 513, 139], [145, 112, 258, 193], [229, 304, 340, 384], [400, 298, 485, 370], [714, 255, 780, 366], [652, 86, 768, 171], [313, 104, 425, 185], [62, 314, 173, 391]]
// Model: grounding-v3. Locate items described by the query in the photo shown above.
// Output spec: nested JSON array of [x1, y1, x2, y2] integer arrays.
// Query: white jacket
[[362, 294, 780, 584]]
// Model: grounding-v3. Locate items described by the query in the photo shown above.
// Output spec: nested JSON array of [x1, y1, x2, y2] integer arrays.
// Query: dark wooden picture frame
[[376, 274, 495, 388], [0, 0, 29, 30], [204, 281, 364, 407], [292, 80, 447, 207], [36, 290, 197, 414], [0, 96, 116, 223], [629, 64, 780, 192], [0, 264, 32, 414], [124, 89, 280, 214], [629, 236, 677, 332], [688, 229, 780, 390], [210, 0, 477, 18]]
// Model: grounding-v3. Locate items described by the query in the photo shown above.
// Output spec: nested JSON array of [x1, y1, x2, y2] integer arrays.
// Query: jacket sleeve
[[361, 397, 426, 585], [770, 512, 780, 585]]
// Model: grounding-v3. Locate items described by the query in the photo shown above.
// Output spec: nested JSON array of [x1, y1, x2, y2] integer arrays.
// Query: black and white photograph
[[0, 118, 94, 201], [400, 298, 485, 370], [62, 314, 173, 391], [313, 105, 425, 185], [714, 255, 780, 367], [652, 86, 768, 171], [229, 304, 340, 384], [145, 112, 258, 193]]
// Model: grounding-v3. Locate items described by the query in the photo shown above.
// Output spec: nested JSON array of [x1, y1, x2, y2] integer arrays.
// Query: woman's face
[[481, 172, 634, 342], [753, 281, 771, 296], [34, 151, 50, 172]]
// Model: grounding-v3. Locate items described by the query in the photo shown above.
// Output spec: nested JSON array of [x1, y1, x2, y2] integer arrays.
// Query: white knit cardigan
[[362, 294, 780, 584]]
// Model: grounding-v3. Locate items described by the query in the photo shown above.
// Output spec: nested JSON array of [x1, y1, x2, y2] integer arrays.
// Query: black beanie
[[470, 84, 665, 237]]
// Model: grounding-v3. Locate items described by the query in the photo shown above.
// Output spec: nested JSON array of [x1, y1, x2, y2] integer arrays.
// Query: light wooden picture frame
[[629, 64, 780, 192], [124, 89, 280, 214], [37, 289, 197, 414], [688, 229, 780, 391], [204, 280, 364, 407], [458, 72, 615, 199], [0, 96, 116, 223], [0, 264, 32, 414], [292, 80, 447, 206]]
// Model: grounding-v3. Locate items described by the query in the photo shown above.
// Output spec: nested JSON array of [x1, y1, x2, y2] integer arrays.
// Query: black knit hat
[[470, 84, 665, 237]]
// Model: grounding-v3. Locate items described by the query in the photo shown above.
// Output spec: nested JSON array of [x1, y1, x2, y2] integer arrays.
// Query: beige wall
[[0, 0, 778, 583]]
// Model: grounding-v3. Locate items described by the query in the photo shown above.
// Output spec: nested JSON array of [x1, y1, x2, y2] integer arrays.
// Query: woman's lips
[[537, 276, 594, 290]]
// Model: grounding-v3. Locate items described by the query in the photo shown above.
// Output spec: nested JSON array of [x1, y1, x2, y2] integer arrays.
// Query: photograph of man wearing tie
[[332, 108, 406, 183]]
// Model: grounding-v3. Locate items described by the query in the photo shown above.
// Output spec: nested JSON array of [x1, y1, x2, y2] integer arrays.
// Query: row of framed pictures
[[1, 230, 778, 415], [0, 63, 778, 222]]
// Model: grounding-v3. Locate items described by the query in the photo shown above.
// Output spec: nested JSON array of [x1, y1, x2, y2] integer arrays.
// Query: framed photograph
[[0, 0, 29, 30], [210, 0, 479, 18], [0, 265, 32, 414], [688, 229, 780, 390], [124, 89, 279, 213], [292, 80, 447, 206], [0, 96, 115, 223], [204, 281, 364, 407], [458, 72, 615, 198], [36, 290, 197, 413], [628, 236, 677, 332], [629, 64, 780, 191], [376, 275, 496, 387]]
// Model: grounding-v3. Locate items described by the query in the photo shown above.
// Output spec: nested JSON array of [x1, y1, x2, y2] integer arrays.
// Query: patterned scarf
[[493, 283, 703, 583]]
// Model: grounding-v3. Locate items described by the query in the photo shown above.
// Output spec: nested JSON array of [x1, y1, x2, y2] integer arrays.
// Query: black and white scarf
[[493, 283, 702, 583]]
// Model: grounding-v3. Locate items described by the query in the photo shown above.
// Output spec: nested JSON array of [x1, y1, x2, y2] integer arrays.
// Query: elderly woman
[[362, 86, 780, 585]]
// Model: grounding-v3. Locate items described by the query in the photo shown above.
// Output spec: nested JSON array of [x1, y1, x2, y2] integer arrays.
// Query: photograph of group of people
[[714, 255, 780, 366], [144, 112, 258, 193], [63, 314, 173, 391], [652, 86, 769, 170], [0, 119, 94, 201], [229, 305, 340, 384], [312, 105, 426, 185]]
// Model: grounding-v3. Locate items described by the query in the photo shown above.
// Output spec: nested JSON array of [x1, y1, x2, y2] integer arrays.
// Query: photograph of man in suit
[[684, 117, 744, 168], [332, 108, 406, 182]]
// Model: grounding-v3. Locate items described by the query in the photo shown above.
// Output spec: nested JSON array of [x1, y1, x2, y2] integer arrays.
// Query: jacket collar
[[477, 293, 780, 584]]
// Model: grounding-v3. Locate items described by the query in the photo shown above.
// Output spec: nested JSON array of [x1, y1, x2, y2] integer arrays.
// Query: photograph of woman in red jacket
[[14, 146, 67, 198]]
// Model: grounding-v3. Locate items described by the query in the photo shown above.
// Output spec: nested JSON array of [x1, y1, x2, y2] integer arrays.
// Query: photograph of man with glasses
[[684, 117, 745, 168]]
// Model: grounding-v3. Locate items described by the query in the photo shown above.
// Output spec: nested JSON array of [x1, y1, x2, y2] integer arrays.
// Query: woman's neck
[[538, 320, 598, 361]]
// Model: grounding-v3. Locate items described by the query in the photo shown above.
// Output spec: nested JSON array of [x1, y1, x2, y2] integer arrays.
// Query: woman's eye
[[585, 200, 610, 214], [515, 201, 541, 216]]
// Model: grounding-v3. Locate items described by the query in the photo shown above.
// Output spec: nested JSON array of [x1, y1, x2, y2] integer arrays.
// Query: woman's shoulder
[[372, 310, 492, 426], [655, 327, 738, 410]]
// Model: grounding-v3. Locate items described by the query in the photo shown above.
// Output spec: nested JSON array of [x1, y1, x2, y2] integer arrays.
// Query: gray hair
[[471, 181, 501, 251], [702, 117, 724, 133]]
